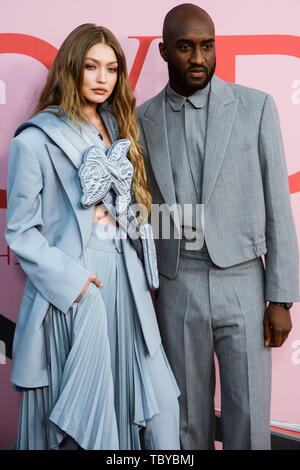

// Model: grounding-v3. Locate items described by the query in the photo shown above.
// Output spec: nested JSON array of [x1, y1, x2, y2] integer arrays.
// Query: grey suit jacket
[[137, 75, 299, 303]]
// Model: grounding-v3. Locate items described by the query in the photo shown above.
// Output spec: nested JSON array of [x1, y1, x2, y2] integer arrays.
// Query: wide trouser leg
[[157, 254, 215, 450], [141, 346, 180, 450], [157, 253, 271, 450], [210, 258, 271, 450]]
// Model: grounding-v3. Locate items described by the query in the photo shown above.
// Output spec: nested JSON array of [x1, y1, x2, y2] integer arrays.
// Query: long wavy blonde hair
[[34, 23, 152, 219]]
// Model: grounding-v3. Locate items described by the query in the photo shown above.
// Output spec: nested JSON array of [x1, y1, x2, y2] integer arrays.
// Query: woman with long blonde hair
[[6, 24, 180, 450]]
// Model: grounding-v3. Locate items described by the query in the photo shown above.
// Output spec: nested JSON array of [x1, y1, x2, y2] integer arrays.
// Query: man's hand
[[264, 303, 292, 347]]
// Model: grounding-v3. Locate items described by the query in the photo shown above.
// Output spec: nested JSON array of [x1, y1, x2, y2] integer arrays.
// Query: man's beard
[[168, 57, 216, 94]]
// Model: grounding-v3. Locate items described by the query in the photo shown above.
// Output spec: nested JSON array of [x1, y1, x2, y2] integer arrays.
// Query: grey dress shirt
[[165, 82, 210, 249]]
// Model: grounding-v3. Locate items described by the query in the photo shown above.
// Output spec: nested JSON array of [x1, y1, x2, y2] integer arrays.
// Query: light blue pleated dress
[[13, 222, 180, 450]]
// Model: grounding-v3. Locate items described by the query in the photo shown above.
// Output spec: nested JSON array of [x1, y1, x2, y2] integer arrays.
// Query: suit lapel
[[98, 101, 119, 142], [140, 88, 180, 231], [202, 76, 238, 204], [46, 142, 93, 250]]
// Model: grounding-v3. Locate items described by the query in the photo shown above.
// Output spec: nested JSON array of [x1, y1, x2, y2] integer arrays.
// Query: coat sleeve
[[5, 135, 91, 313], [258, 94, 299, 302]]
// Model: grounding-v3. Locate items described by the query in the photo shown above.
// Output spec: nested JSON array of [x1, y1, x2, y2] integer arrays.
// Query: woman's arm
[[5, 135, 92, 313]]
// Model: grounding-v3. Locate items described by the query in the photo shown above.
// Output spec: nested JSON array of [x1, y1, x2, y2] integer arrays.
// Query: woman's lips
[[92, 88, 107, 95]]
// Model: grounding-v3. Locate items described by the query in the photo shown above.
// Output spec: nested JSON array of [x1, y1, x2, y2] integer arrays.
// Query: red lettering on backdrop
[[0, 33, 299, 194], [0, 190, 6, 209], [0, 33, 57, 69], [0, 33, 161, 90], [1, 33, 300, 89], [215, 35, 300, 82], [289, 172, 300, 195], [128, 36, 161, 90]]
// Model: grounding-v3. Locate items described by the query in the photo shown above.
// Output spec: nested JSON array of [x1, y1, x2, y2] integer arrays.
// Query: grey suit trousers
[[156, 244, 271, 450]]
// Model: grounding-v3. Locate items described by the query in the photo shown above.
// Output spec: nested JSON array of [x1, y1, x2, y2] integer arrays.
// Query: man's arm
[[258, 94, 299, 346]]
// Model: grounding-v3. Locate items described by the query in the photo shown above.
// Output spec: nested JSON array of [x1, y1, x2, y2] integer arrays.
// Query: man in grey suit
[[137, 4, 299, 450]]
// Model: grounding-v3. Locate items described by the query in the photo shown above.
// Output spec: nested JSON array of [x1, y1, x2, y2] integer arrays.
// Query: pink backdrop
[[0, 0, 300, 449]]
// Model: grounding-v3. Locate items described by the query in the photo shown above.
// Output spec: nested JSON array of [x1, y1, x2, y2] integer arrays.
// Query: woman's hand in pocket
[[75, 274, 102, 303]]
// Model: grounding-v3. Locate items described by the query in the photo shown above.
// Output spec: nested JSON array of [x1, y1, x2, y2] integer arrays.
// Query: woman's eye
[[85, 64, 96, 70], [108, 68, 118, 73]]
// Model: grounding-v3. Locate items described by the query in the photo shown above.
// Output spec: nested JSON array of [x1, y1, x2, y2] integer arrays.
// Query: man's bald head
[[162, 4, 215, 43], [159, 3, 216, 96]]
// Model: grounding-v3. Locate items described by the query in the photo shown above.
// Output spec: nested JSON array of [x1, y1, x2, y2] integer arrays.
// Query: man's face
[[160, 15, 216, 96]]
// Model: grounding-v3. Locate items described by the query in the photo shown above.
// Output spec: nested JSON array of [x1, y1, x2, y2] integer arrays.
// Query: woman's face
[[82, 42, 118, 106]]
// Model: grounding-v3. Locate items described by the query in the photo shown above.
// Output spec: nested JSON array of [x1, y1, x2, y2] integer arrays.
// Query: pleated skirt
[[13, 222, 178, 450]]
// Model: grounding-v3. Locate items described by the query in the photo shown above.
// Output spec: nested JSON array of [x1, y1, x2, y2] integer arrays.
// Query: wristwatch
[[270, 302, 293, 310]]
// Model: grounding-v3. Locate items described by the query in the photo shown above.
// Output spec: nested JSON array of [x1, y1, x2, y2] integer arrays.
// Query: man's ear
[[159, 42, 168, 62]]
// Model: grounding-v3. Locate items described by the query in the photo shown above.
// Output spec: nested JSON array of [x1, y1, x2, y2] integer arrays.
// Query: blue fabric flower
[[78, 139, 133, 215]]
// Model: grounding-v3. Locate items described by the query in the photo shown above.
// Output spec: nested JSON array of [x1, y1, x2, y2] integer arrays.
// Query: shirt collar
[[166, 81, 211, 111]]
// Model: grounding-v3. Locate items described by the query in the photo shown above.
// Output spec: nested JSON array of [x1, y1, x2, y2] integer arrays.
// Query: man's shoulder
[[137, 87, 167, 118], [228, 80, 267, 96], [137, 78, 270, 116], [219, 78, 269, 106]]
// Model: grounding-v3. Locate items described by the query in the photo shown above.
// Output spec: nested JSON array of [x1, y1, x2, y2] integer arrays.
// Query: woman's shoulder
[[9, 114, 65, 169], [14, 125, 50, 144], [12, 111, 61, 148]]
